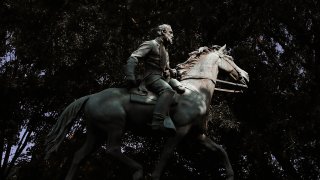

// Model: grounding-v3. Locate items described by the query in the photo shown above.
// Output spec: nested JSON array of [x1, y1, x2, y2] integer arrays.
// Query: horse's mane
[[176, 45, 233, 79]]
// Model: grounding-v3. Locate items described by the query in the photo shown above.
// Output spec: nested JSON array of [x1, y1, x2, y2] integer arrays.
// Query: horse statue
[[45, 45, 249, 180]]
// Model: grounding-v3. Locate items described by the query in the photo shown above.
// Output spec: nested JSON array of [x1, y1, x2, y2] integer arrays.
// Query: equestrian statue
[[45, 24, 249, 180]]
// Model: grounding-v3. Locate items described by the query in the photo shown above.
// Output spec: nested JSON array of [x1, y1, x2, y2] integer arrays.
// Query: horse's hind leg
[[197, 134, 234, 180], [65, 128, 98, 180], [106, 128, 143, 180]]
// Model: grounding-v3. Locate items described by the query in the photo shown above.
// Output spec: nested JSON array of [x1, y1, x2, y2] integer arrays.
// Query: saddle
[[129, 78, 185, 105], [129, 79, 186, 131]]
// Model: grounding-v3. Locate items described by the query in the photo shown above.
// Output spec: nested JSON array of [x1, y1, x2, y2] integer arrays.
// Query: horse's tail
[[45, 95, 90, 159]]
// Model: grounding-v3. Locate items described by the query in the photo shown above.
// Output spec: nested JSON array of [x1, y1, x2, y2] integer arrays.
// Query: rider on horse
[[124, 24, 184, 130]]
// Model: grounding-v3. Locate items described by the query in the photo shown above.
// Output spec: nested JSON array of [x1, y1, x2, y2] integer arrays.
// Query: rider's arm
[[130, 41, 153, 59], [125, 41, 153, 80]]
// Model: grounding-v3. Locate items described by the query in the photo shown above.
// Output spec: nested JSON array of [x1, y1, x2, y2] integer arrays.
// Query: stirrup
[[149, 117, 176, 131], [163, 116, 176, 131]]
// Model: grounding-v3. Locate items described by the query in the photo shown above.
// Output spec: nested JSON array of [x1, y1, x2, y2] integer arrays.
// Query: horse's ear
[[218, 44, 226, 53]]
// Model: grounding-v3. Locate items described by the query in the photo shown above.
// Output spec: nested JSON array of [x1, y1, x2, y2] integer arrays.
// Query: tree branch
[[4, 130, 32, 179], [0, 129, 4, 174], [1, 140, 12, 174]]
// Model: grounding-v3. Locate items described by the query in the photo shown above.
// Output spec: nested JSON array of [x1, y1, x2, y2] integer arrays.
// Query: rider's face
[[162, 27, 174, 44]]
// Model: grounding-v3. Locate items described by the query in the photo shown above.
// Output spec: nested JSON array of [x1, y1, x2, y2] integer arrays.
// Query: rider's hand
[[169, 68, 177, 78], [164, 70, 170, 78]]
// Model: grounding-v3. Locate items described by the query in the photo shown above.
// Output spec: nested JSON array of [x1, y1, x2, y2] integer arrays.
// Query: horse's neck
[[179, 53, 220, 106], [184, 55, 216, 78], [182, 78, 216, 107]]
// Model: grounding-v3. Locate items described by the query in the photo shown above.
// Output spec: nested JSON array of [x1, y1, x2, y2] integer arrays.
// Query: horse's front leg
[[151, 125, 191, 180], [197, 134, 234, 180]]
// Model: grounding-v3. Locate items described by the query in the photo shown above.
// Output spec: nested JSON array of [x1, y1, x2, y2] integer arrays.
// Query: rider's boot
[[150, 90, 175, 130]]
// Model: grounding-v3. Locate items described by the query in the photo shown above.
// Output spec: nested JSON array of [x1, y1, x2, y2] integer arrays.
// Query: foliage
[[1, 0, 319, 179]]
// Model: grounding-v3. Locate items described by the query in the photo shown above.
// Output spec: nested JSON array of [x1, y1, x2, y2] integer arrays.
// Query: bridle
[[180, 76, 247, 93]]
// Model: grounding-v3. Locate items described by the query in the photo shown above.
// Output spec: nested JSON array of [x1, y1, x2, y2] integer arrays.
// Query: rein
[[180, 76, 246, 93]]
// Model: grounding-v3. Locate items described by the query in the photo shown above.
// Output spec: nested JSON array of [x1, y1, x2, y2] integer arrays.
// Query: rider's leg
[[152, 90, 175, 127], [148, 79, 175, 129]]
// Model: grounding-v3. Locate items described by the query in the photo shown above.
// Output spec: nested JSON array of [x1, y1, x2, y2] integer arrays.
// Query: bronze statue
[[45, 45, 249, 180], [125, 24, 183, 130]]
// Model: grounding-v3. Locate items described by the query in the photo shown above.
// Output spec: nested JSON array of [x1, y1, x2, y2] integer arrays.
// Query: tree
[[1, 0, 319, 179]]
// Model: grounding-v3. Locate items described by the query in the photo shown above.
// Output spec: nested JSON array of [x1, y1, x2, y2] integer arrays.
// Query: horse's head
[[213, 45, 249, 86], [177, 45, 249, 87]]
